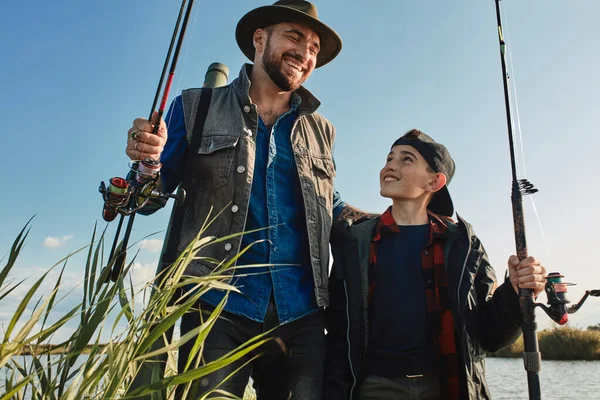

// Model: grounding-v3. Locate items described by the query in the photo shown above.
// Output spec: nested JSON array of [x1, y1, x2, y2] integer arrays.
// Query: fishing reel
[[99, 158, 185, 222], [535, 272, 600, 325]]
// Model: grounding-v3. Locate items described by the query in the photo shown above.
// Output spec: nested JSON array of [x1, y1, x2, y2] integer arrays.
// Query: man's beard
[[262, 37, 305, 91]]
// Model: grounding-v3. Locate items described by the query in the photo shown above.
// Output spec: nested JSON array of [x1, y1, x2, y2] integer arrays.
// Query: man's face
[[379, 145, 439, 201], [260, 22, 320, 91]]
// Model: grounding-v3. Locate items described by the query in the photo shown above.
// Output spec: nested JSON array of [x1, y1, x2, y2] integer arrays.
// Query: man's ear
[[428, 173, 447, 194], [253, 28, 267, 54]]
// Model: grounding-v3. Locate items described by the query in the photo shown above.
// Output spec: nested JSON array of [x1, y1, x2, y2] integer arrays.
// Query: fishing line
[[501, 5, 527, 176], [166, 0, 203, 130], [529, 197, 551, 257], [501, 2, 551, 257]]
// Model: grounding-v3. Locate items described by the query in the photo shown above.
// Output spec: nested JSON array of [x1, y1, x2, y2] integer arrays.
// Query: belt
[[405, 372, 436, 379]]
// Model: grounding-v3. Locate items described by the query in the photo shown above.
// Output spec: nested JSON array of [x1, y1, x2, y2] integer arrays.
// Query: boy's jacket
[[324, 215, 522, 399]]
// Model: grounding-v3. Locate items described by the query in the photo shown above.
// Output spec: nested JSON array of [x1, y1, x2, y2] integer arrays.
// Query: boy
[[324, 129, 547, 399]]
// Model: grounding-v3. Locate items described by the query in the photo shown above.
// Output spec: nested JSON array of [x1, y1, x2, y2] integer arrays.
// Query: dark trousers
[[358, 374, 441, 400], [176, 299, 325, 400]]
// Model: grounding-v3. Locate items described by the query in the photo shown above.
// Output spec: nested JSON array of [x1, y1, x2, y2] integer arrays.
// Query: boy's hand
[[508, 255, 547, 297]]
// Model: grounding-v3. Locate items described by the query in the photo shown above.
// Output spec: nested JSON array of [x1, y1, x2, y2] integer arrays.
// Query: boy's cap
[[392, 130, 456, 217]]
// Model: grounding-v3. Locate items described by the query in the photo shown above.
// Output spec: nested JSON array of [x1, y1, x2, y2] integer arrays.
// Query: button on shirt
[[162, 95, 345, 324]]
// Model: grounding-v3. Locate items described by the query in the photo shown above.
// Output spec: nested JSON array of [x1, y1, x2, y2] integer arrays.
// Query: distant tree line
[[588, 323, 600, 331], [490, 326, 600, 360]]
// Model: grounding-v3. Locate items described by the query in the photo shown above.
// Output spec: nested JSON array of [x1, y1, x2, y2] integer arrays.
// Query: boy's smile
[[379, 145, 440, 202]]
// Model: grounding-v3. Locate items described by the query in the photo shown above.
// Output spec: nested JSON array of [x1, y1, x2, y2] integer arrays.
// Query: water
[[3, 356, 599, 399], [486, 357, 600, 399]]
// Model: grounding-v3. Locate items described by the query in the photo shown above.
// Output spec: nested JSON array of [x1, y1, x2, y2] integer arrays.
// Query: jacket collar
[[233, 64, 321, 115], [371, 206, 452, 244]]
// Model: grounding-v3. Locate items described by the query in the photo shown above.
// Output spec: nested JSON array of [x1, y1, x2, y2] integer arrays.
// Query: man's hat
[[235, 0, 342, 68], [392, 130, 456, 217]]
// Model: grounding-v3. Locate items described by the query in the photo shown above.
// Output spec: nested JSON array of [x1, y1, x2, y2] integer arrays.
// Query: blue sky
[[2, 0, 600, 339]]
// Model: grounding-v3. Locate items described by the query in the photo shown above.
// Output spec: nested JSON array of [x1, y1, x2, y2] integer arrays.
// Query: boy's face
[[379, 145, 439, 201]]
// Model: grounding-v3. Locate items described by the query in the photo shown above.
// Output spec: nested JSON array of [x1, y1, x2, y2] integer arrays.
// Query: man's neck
[[390, 200, 430, 226], [249, 65, 293, 127]]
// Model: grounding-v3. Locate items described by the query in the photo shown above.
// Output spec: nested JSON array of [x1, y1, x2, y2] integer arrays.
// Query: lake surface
[[2, 356, 599, 399], [486, 357, 600, 399]]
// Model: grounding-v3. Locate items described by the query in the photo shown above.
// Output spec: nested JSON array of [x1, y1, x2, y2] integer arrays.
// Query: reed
[[0, 217, 271, 399]]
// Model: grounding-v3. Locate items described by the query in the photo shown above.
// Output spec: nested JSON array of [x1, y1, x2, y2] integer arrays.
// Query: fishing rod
[[494, 1, 599, 399], [99, 0, 195, 282], [494, 2, 542, 397]]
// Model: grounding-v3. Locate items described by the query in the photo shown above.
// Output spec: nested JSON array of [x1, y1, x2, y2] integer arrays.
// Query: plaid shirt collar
[[372, 206, 450, 244]]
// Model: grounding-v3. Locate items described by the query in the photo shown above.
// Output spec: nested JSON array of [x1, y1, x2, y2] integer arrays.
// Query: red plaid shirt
[[369, 207, 461, 399]]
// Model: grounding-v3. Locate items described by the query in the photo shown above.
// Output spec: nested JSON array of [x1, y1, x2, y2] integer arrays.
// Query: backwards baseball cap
[[392, 129, 456, 217]]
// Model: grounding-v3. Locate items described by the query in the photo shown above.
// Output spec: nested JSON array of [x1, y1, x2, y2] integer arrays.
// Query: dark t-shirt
[[366, 224, 438, 377]]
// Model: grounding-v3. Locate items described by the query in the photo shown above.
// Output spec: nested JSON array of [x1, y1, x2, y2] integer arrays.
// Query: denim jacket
[[159, 64, 337, 308]]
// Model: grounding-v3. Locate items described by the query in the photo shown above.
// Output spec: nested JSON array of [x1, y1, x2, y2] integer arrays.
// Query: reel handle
[[568, 289, 600, 314], [165, 188, 186, 205]]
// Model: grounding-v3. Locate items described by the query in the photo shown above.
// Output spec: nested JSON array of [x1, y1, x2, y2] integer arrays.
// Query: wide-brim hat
[[235, 0, 342, 68]]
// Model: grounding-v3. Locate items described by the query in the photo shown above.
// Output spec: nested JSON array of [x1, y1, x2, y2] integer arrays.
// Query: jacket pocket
[[310, 155, 336, 211], [195, 133, 239, 190]]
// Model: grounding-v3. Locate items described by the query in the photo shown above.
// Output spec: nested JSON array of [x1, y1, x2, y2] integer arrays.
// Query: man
[[324, 129, 547, 399], [125, 1, 369, 398]]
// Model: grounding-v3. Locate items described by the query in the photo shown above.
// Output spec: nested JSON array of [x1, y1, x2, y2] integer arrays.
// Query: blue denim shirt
[[162, 95, 344, 324]]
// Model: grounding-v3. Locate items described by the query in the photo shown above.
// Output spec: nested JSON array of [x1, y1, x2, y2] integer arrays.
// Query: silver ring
[[130, 130, 140, 141], [134, 141, 139, 151]]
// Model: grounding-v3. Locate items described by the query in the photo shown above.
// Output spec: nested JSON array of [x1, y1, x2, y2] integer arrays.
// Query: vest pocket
[[196, 133, 239, 190], [310, 156, 336, 211]]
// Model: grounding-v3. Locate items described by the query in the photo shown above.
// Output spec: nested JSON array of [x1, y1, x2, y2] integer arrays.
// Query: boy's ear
[[428, 172, 447, 193]]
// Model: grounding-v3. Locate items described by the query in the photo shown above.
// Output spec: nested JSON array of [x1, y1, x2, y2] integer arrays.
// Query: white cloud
[[43, 235, 73, 249], [131, 262, 157, 286], [140, 239, 163, 253], [130, 261, 159, 310]]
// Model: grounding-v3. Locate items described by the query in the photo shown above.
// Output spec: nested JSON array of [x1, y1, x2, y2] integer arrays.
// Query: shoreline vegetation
[[12, 327, 600, 361], [13, 344, 99, 356], [489, 326, 600, 360]]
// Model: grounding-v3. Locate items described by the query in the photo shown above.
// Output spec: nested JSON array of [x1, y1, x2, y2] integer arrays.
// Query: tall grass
[[0, 218, 269, 399], [490, 327, 600, 360]]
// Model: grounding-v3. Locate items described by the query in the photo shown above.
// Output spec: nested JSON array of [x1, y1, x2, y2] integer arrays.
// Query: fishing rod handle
[[511, 180, 529, 261]]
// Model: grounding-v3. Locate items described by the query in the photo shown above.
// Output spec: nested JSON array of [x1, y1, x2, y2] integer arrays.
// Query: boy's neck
[[390, 200, 430, 226]]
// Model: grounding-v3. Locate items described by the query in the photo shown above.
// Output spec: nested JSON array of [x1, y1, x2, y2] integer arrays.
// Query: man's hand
[[125, 111, 167, 161], [508, 255, 547, 297]]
